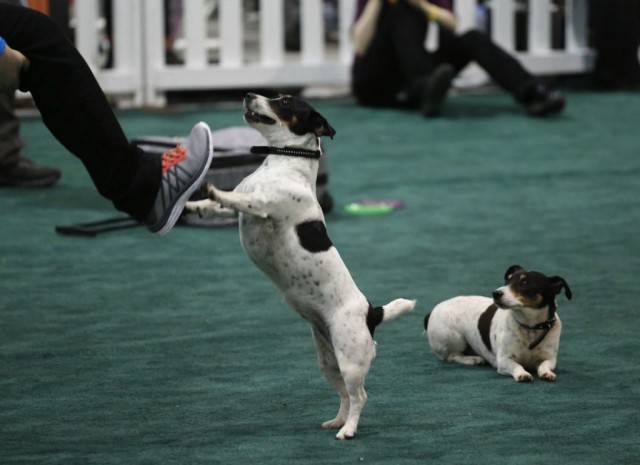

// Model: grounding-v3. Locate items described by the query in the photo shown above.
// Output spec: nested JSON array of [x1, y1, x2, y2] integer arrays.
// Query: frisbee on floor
[[344, 199, 405, 216]]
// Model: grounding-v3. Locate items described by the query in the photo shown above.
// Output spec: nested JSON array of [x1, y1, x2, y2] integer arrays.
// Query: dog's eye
[[280, 98, 290, 108], [519, 277, 528, 286]]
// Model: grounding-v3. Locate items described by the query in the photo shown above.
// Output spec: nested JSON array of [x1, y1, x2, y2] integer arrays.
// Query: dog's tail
[[367, 298, 416, 336]]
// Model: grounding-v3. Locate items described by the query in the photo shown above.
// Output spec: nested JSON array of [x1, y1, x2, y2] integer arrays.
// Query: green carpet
[[1, 91, 639, 464]]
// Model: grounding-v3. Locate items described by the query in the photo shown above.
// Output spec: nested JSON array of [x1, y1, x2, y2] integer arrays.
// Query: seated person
[[351, 0, 565, 117]]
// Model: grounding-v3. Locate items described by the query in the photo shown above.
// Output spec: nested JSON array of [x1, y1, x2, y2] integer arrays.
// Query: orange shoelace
[[161, 145, 188, 173]]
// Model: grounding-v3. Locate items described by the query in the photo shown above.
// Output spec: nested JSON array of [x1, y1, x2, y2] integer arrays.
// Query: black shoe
[[520, 83, 565, 117], [421, 64, 455, 117], [0, 156, 61, 188]]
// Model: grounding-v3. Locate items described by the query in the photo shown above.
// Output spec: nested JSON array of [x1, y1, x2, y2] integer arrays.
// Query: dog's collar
[[251, 145, 321, 159], [518, 317, 557, 350]]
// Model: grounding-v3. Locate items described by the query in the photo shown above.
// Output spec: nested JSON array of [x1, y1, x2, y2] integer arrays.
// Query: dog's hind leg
[[335, 362, 369, 440], [447, 353, 487, 365], [311, 326, 350, 430], [333, 336, 376, 440]]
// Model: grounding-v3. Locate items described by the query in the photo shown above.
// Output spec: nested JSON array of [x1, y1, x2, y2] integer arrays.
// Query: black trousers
[[0, 91, 21, 168], [351, 1, 535, 108], [590, 0, 640, 90], [0, 4, 160, 220]]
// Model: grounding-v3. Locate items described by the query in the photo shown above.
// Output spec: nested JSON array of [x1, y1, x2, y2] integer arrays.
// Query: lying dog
[[425, 265, 571, 382], [186, 93, 415, 439]]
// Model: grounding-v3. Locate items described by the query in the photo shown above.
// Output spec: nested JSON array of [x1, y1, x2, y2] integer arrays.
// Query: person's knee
[[16, 6, 67, 45], [458, 29, 485, 45]]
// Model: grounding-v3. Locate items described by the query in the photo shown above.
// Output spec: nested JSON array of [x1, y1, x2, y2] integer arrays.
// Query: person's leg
[[0, 90, 61, 187], [0, 91, 21, 169], [386, 2, 437, 85], [352, 1, 437, 107], [590, 0, 640, 90], [0, 4, 158, 219], [1, 4, 213, 235], [438, 29, 565, 116], [351, 5, 403, 107], [438, 29, 532, 93], [384, 2, 461, 114]]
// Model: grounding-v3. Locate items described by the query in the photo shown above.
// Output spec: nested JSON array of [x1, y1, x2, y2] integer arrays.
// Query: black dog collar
[[251, 146, 321, 159], [519, 317, 557, 350]]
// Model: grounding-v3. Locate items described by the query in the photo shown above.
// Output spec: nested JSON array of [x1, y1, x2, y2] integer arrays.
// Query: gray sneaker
[[145, 122, 213, 236]]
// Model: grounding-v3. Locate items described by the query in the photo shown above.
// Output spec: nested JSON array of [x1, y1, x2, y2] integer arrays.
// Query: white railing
[[72, 0, 593, 108], [74, 0, 145, 107]]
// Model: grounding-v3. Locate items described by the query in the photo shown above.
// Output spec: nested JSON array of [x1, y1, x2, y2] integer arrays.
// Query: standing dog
[[186, 93, 415, 439], [425, 265, 571, 382]]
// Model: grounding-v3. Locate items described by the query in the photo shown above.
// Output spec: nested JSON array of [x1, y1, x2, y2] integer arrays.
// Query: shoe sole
[[0, 172, 61, 188], [527, 98, 565, 117], [150, 122, 214, 236]]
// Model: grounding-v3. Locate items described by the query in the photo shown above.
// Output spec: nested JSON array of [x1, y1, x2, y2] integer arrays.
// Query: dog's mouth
[[244, 110, 276, 125]]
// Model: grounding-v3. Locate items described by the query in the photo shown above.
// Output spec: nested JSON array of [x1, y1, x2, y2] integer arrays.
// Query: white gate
[[72, 0, 593, 108]]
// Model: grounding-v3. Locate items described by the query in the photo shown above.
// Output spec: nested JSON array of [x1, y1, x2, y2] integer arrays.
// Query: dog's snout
[[243, 93, 258, 110], [492, 290, 503, 301]]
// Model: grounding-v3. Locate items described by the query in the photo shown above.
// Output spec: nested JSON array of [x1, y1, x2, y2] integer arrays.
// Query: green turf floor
[[1, 91, 639, 464]]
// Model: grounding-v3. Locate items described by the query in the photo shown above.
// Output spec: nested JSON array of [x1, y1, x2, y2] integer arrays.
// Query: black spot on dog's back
[[296, 220, 333, 253], [478, 304, 498, 353]]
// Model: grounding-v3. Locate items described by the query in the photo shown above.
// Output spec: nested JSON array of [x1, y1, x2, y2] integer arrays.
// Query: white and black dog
[[186, 93, 415, 439], [425, 265, 571, 382]]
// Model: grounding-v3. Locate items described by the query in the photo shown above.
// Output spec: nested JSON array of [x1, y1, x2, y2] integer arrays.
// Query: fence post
[[301, 0, 324, 65], [260, 0, 284, 66], [455, 0, 478, 33], [220, 0, 244, 68], [491, 0, 515, 51], [111, 0, 144, 107], [143, 0, 167, 107], [566, 0, 588, 53], [529, 0, 551, 53], [184, 0, 208, 68], [74, 0, 100, 70], [338, 0, 356, 64]]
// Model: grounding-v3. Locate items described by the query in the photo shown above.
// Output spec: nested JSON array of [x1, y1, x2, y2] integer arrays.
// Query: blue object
[[0, 37, 7, 56]]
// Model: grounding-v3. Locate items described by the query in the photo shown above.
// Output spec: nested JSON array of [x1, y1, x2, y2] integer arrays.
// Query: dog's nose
[[492, 290, 503, 301], [245, 92, 257, 100]]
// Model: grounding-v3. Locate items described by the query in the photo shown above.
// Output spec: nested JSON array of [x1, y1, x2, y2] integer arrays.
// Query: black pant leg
[[437, 29, 534, 96], [590, 0, 640, 89], [0, 91, 22, 168], [0, 4, 160, 220], [352, 2, 436, 107], [386, 2, 437, 83]]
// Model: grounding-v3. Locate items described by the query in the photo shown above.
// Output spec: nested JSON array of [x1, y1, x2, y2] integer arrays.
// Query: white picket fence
[[73, 0, 593, 108]]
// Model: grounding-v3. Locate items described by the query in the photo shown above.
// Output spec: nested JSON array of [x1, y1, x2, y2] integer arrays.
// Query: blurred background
[[12, 0, 640, 108]]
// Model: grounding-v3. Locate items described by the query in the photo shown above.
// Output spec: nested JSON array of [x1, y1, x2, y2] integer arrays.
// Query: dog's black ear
[[549, 276, 572, 300], [311, 111, 336, 139], [504, 265, 524, 283]]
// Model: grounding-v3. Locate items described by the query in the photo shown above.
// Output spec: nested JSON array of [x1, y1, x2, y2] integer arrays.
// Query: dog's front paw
[[201, 182, 221, 201], [184, 200, 205, 217], [198, 182, 211, 198], [515, 371, 534, 383], [539, 371, 557, 382]]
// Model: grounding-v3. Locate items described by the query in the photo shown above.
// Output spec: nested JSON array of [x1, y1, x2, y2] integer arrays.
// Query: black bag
[[131, 126, 333, 227]]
